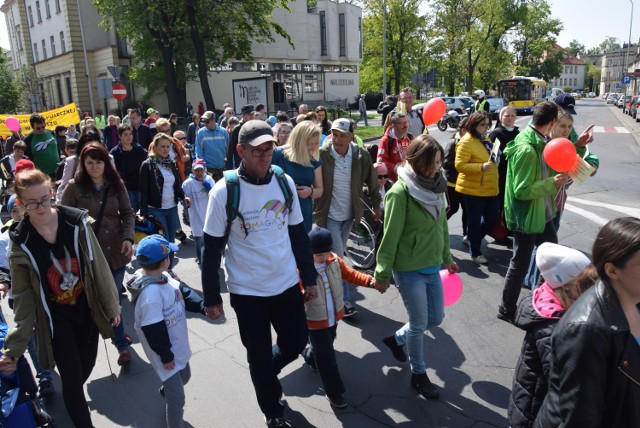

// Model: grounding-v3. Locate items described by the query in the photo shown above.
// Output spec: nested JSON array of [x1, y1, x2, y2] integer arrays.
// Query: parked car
[[607, 93, 619, 104], [626, 95, 640, 114], [439, 97, 469, 113], [487, 98, 509, 120], [587, 92, 596, 98], [631, 98, 640, 120], [617, 94, 630, 108], [603, 92, 609, 99]]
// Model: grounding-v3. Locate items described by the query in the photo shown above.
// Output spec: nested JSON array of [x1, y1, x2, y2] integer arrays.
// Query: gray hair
[[391, 111, 407, 123]]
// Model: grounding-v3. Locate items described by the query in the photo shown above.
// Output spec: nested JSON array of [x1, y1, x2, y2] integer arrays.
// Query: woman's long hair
[[466, 111, 491, 139], [75, 143, 126, 194], [315, 105, 331, 135], [284, 121, 321, 167], [592, 217, 640, 281], [405, 134, 444, 178]]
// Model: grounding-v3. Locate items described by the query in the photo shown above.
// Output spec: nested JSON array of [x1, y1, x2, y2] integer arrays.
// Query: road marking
[[564, 203, 608, 225], [569, 197, 640, 217], [592, 126, 630, 134]]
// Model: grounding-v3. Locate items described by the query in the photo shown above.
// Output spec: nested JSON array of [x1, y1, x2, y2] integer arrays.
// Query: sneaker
[[117, 350, 132, 366], [38, 378, 55, 398], [472, 255, 488, 264], [382, 335, 407, 362], [497, 305, 515, 324], [342, 302, 358, 318], [326, 394, 348, 409], [411, 372, 440, 400], [175, 229, 187, 243], [264, 417, 292, 427], [462, 235, 469, 245]]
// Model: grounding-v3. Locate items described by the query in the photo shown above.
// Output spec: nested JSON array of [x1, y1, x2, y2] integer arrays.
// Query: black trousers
[[230, 285, 308, 419], [303, 324, 345, 398], [51, 315, 99, 428], [446, 185, 468, 234]]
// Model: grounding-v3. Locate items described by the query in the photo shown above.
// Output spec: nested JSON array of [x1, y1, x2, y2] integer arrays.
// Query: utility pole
[[382, 0, 387, 96], [625, 0, 634, 94]]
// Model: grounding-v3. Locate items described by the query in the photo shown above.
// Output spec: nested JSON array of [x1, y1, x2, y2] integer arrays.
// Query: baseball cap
[[330, 118, 353, 133], [146, 108, 158, 115], [13, 159, 35, 174], [6, 194, 17, 214], [536, 242, 590, 289], [308, 227, 333, 254], [238, 120, 277, 147], [201, 111, 216, 122], [554, 94, 577, 115], [240, 105, 255, 116], [135, 234, 179, 265], [192, 158, 206, 170]]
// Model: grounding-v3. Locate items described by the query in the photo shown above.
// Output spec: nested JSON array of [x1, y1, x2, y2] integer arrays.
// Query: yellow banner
[[0, 103, 81, 138]]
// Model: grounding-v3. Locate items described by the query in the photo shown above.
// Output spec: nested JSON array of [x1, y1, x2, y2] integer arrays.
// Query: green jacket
[[503, 126, 558, 234], [313, 141, 381, 227], [2, 206, 120, 368], [374, 179, 452, 281], [569, 128, 600, 168]]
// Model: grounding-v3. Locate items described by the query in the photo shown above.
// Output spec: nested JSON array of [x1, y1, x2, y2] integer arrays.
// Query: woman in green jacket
[[375, 135, 458, 400]]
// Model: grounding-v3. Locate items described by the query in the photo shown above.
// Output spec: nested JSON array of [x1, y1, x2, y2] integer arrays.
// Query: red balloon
[[543, 138, 577, 172], [422, 98, 447, 126]]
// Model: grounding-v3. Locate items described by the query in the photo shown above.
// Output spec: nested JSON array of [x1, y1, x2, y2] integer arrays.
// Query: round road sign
[[112, 83, 127, 101]]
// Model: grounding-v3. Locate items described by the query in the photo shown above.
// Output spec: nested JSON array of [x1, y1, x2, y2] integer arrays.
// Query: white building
[[549, 46, 586, 91]]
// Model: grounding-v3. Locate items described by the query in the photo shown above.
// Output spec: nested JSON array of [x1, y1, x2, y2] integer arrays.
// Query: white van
[[547, 87, 564, 101]]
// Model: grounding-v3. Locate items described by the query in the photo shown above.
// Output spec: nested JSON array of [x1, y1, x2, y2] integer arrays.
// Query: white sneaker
[[473, 255, 488, 264], [462, 236, 469, 245]]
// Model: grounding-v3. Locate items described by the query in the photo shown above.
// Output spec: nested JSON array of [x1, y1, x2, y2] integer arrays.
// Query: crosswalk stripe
[[592, 126, 629, 134]]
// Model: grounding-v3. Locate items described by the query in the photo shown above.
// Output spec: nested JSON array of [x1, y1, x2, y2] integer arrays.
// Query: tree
[[598, 36, 622, 53], [0, 49, 23, 114], [567, 39, 585, 57], [585, 61, 601, 92]]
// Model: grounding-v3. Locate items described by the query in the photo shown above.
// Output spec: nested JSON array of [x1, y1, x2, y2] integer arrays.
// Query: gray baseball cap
[[239, 120, 277, 146]]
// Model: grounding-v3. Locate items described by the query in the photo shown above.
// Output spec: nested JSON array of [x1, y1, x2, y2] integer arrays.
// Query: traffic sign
[[112, 83, 127, 101], [622, 75, 631, 84], [614, 83, 621, 89]]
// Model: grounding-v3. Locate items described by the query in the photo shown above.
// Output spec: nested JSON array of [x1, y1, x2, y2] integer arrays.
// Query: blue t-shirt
[[272, 147, 322, 232]]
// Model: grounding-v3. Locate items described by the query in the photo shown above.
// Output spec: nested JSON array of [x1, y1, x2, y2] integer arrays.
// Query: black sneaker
[[38, 378, 55, 398], [326, 394, 348, 409], [382, 335, 407, 362], [343, 302, 358, 318], [176, 229, 187, 243], [265, 417, 292, 427], [497, 305, 515, 324], [411, 372, 440, 399]]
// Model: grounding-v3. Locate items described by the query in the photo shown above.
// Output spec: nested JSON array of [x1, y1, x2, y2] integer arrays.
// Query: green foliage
[[0, 50, 23, 114], [562, 86, 572, 92], [585, 62, 601, 92], [567, 39, 585, 57]]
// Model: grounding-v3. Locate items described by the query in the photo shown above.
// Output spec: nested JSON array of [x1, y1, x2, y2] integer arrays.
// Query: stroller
[[133, 215, 164, 245], [0, 320, 55, 427]]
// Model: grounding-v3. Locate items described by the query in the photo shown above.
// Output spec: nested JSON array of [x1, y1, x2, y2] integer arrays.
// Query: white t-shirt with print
[[159, 165, 176, 209], [182, 175, 215, 237], [134, 276, 192, 382], [203, 173, 304, 297]]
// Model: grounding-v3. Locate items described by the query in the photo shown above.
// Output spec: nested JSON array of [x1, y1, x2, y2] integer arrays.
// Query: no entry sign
[[112, 83, 127, 101]]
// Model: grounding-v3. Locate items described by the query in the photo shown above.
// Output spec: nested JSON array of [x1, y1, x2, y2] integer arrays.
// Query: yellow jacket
[[454, 133, 499, 197]]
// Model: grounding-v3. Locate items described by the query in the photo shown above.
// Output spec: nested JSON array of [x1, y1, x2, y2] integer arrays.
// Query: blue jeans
[[128, 191, 141, 214], [194, 236, 203, 266], [462, 194, 499, 257], [524, 212, 563, 290], [393, 270, 445, 375], [110, 265, 129, 351], [326, 217, 354, 302], [148, 206, 180, 268]]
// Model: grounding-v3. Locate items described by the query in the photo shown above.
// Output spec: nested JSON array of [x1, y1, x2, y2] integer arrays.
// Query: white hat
[[474, 89, 485, 98], [536, 243, 591, 289]]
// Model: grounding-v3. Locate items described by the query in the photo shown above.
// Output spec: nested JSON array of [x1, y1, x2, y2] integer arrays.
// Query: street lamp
[[625, 0, 634, 94]]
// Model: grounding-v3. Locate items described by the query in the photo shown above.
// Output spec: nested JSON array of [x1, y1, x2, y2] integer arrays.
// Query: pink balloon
[[422, 98, 447, 126], [4, 117, 20, 133], [440, 270, 463, 307]]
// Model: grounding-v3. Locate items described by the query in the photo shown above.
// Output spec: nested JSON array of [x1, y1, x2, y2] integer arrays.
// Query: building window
[[60, 31, 66, 53], [574, 78, 577, 86], [27, 6, 34, 27], [56, 79, 63, 105], [16, 29, 23, 50], [574, 66, 578, 74], [319, 11, 327, 56], [55, 0, 61, 13], [65, 77, 72, 102], [358, 17, 362, 59], [45, 0, 51, 18], [50, 35, 56, 56], [339, 13, 346, 57], [36, 1, 42, 23], [304, 74, 323, 93], [42, 39, 47, 59], [33, 43, 39, 62]]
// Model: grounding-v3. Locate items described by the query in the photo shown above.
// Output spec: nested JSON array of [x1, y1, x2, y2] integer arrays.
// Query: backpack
[[223, 165, 294, 242]]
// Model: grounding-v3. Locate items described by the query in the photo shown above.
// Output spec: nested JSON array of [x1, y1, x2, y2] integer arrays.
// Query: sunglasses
[[176, 137, 187, 140], [377, 174, 388, 179]]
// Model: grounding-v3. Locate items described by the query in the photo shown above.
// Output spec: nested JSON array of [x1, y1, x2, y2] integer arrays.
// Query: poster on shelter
[[0, 103, 82, 137], [233, 78, 268, 110]]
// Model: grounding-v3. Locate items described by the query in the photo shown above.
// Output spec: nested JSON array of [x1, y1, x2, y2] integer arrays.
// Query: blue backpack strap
[[223, 169, 248, 241], [271, 165, 294, 215]]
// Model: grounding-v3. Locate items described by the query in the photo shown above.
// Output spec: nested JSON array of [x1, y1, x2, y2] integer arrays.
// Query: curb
[[608, 102, 640, 146]]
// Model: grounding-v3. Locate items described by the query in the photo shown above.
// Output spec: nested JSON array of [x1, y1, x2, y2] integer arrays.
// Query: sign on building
[[233, 78, 268, 110]]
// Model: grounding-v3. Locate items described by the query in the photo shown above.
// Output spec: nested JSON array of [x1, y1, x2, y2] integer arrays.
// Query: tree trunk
[[185, 2, 215, 112], [159, 45, 182, 116]]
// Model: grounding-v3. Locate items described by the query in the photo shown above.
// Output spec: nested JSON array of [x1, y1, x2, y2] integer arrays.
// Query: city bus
[[497, 77, 548, 114]]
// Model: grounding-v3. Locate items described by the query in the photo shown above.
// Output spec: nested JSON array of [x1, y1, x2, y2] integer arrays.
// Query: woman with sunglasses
[[454, 111, 499, 265], [61, 142, 135, 366], [0, 168, 120, 428], [140, 133, 191, 278]]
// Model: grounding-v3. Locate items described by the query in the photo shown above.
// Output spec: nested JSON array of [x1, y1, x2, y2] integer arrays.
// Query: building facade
[[549, 47, 586, 91], [600, 48, 632, 95]]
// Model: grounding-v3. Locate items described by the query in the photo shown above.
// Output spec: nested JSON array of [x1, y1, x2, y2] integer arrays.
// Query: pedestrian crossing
[[592, 126, 630, 134]]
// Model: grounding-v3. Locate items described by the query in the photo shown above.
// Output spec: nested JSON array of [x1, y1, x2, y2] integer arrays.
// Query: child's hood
[[126, 270, 168, 303], [513, 283, 565, 331]]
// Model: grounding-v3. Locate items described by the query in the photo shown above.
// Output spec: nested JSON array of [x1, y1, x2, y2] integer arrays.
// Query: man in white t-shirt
[[201, 120, 318, 428]]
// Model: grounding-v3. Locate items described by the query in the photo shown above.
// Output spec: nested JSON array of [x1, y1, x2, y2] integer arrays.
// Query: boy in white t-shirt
[[181, 158, 214, 265], [127, 234, 192, 428]]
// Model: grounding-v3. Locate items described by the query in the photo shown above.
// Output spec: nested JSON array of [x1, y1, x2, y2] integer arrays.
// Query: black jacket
[[110, 143, 148, 192], [139, 158, 185, 217], [534, 280, 640, 428], [489, 125, 519, 197], [132, 124, 154, 150], [509, 291, 561, 428]]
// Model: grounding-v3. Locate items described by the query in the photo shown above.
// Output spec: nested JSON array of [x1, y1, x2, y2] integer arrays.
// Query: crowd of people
[[0, 92, 637, 428]]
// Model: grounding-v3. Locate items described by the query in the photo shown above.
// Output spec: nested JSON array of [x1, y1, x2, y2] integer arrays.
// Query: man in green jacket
[[498, 102, 569, 323]]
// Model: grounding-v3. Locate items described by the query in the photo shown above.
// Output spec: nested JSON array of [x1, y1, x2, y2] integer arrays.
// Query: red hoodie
[[376, 127, 413, 181]]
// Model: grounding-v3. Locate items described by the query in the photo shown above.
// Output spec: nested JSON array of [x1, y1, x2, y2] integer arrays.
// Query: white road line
[[564, 203, 608, 226], [569, 197, 640, 218], [592, 126, 630, 133]]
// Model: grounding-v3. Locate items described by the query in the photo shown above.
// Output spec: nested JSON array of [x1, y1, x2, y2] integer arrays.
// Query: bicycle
[[345, 198, 383, 271]]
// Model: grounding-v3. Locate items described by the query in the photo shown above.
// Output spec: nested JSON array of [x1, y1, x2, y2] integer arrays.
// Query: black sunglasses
[[377, 174, 388, 179]]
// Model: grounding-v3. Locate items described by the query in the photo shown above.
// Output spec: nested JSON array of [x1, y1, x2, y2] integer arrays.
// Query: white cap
[[474, 89, 485, 98], [536, 243, 591, 289]]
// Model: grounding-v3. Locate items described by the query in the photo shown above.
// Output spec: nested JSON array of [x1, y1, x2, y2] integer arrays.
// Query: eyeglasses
[[248, 146, 274, 158], [176, 137, 187, 140], [377, 174, 388, 179], [24, 198, 54, 211]]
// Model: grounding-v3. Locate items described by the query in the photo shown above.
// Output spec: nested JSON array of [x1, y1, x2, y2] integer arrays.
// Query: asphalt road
[[3, 98, 640, 427]]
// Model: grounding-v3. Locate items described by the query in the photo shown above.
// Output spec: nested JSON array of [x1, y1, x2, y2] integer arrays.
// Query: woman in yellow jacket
[[454, 111, 499, 264]]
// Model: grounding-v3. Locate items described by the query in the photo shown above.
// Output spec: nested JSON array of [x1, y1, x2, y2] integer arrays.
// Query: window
[[574, 66, 578, 74], [564, 66, 568, 73], [16, 29, 23, 50], [27, 6, 34, 27], [50, 35, 56, 56], [45, 0, 51, 18], [304, 74, 323, 93], [65, 77, 72, 102], [33, 43, 39, 62], [60, 31, 66, 53], [339, 13, 346, 57], [574, 78, 577, 86], [36, 1, 42, 23], [56, 79, 63, 105], [55, 0, 61, 13], [319, 11, 327, 56], [42, 39, 47, 59]]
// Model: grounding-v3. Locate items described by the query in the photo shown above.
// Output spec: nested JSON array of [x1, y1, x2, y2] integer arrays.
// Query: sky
[[0, 1, 638, 53]]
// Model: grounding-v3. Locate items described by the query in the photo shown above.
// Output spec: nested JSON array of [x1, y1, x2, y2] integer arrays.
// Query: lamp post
[[382, 0, 387, 96], [625, 0, 634, 95]]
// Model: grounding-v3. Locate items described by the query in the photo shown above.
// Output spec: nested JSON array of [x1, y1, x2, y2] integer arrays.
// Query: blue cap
[[135, 234, 179, 265], [6, 195, 17, 214]]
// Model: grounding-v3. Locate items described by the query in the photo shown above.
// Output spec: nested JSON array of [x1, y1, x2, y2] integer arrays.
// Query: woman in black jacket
[[534, 217, 640, 428], [139, 133, 190, 278]]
